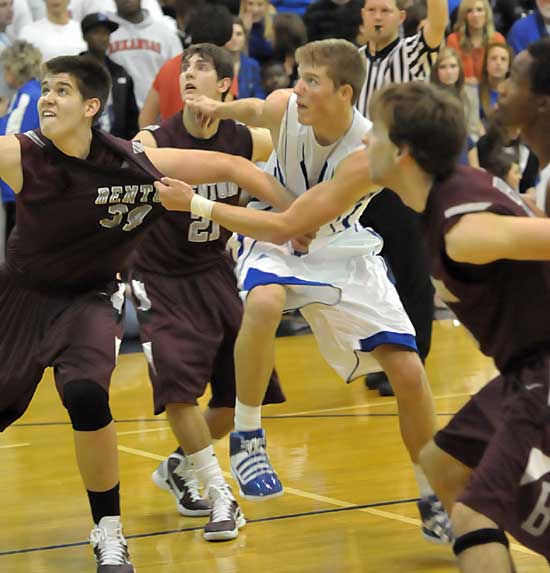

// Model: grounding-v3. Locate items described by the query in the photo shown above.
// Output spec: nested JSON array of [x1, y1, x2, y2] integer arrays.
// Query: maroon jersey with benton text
[[6, 129, 164, 292], [133, 113, 253, 276], [422, 165, 550, 373]]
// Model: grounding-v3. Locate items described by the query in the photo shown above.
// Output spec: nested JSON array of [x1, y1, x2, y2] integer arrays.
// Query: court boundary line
[[116, 445, 536, 557]]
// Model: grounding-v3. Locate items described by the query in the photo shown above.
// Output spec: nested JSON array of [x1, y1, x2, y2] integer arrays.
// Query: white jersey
[[233, 93, 416, 382], [262, 93, 373, 239]]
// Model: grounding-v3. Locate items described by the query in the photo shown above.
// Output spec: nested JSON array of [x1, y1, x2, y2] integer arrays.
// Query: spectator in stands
[[507, 0, 550, 54], [272, 12, 307, 84], [261, 58, 290, 93], [68, 0, 165, 24], [0, 0, 14, 108], [138, 2, 233, 127], [446, 0, 505, 84], [430, 46, 483, 141], [80, 13, 139, 138], [304, 0, 363, 43], [0, 39, 41, 262], [226, 16, 265, 98], [107, 0, 182, 109], [240, 0, 275, 62], [19, 0, 86, 61], [479, 41, 512, 123]]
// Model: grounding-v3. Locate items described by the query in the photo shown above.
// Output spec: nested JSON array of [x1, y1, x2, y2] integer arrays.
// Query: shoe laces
[[208, 484, 235, 523], [173, 460, 203, 502], [90, 522, 128, 565], [423, 498, 453, 541], [243, 436, 266, 456]]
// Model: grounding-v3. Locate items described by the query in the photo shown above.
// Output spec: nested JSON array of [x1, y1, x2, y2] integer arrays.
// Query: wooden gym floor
[[1, 319, 547, 572]]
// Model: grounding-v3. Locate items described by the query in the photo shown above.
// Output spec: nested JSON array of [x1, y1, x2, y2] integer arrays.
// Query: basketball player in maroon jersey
[[0, 55, 292, 572], [360, 41, 550, 571], [132, 44, 285, 541]]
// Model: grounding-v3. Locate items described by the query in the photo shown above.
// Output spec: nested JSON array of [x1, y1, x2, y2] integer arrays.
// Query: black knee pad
[[453, 528, 509, 556], [63, 380, 112, 431]]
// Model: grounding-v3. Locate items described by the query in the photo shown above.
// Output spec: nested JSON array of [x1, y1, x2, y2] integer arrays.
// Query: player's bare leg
[[74, 423, 133, 572], [154, 403, 245, 541], [452, 503, 515, 573], [419, 441, 472, 511], [372, 345, 452, 543], [230, 284, 287, 499]]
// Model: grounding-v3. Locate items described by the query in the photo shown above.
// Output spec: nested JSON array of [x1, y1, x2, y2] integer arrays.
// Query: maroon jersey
[[133, 113, 253, 276], [6, 129, 164, 292], [422, 165, 550, 373]]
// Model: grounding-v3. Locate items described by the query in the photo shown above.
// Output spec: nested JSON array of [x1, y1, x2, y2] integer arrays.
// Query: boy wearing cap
[[81, 12, 139, 139]]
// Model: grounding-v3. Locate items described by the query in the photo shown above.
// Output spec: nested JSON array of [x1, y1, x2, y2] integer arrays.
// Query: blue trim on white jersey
[[359, 331, 418, 353], [243, 267, 332, 292]]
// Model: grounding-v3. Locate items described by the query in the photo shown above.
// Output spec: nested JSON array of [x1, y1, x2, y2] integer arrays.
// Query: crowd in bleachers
[[0, 0, 549, 259]]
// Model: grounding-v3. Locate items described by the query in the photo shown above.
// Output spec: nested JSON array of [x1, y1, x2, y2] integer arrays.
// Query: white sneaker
[[203, 484, 246, 542], [90, 516, 134, 573], [152, 453, 211, 516]]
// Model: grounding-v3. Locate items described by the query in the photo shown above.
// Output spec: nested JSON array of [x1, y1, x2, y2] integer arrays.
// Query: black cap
[[81, 13, 119, 36]]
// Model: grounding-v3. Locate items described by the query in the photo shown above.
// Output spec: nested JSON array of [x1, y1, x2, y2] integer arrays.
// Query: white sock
[[188, 445, 225, 491], [413, 464, 434, 499], [234, 399, 262, 432]]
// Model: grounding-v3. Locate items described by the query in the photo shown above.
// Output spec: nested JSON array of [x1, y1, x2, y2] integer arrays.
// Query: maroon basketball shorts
[[0, 268, 124, 431], [130, 261, 285, 414], [435, 354, 550, 557]]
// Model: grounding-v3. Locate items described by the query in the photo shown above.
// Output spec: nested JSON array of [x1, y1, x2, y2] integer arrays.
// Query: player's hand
[[292, 230, 317, 254], [184, 94, 220, 128], [154, 176, 194, 212]]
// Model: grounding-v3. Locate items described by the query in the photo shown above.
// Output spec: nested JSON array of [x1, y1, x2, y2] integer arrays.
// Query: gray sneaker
[[417, 495, 453, 544], [152, 453, 211, 517], [204, 484, 246, 542], [91, 516, 134, 573]]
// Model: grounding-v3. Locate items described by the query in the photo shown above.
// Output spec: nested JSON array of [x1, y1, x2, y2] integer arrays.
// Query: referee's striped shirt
[[356, 30, 439, 119]]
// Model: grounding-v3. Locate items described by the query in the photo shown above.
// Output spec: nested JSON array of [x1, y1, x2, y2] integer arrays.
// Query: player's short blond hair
[[295, 39, 366, 105]]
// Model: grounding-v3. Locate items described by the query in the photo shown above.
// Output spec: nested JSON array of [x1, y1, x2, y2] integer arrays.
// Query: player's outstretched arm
[[0, 135, 23, 193], [184, 89, 292, 136], [445, 212, 550, 264], [156, 148, 379, 243], [146, 146, 294, 212]]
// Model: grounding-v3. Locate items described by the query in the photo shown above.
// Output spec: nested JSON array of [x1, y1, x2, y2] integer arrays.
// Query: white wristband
[[190, 194, 214, 219]]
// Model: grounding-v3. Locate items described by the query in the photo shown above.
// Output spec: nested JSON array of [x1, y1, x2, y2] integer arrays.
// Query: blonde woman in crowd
[[446, 0, 505, 84]]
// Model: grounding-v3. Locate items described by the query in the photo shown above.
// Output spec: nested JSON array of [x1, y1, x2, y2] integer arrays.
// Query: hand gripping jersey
[[133, 114, 253, 276], [6, 129, 164, 292]]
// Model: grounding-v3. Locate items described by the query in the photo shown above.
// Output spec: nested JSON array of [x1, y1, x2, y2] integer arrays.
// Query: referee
[[358, 0, 448, 395]]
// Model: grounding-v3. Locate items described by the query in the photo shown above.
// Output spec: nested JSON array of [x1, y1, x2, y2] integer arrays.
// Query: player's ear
[[84, 97, 101, 119], [339, 83, 354, 104], [217, 77, 232, 97], [537, 94, 550, 115]]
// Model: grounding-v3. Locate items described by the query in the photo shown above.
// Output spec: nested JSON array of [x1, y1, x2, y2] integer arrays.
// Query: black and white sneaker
[[203, 484, 246, 542], [90, 516, 134, 573], [417, 495, 453, 545], [152, 453, 211, 517]]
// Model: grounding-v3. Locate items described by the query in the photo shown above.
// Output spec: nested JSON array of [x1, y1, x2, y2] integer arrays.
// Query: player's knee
[[384, 351, 425, 395], [451, 502, 497, 537], [62, 380, 112, 431], [245, 286, 286, 325]]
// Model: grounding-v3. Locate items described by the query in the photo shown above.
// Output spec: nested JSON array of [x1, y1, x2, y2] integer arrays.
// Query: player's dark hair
[[527, 38, 550, 96], [183, 43, 234, 100], [370, 82, 466, 179], [42, 55, 111, 119]]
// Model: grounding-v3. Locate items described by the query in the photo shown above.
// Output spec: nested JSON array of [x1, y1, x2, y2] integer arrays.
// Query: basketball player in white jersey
[[165, 39, 451, 543]]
